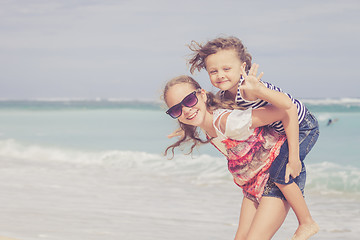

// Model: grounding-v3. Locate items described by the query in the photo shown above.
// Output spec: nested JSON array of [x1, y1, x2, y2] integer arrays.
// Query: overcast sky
[[0, 0, 359, 100]]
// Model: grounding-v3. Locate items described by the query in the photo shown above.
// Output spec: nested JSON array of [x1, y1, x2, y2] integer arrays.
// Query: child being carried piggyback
[[187, 36, 320, 240]]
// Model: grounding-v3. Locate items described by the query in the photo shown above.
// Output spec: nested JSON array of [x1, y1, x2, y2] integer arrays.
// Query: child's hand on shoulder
[[239, 63, 264, 101]]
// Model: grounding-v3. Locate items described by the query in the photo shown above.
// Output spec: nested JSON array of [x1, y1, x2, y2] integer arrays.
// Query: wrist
[[255, 84, 267, 98], [288, 152, 300, 162]]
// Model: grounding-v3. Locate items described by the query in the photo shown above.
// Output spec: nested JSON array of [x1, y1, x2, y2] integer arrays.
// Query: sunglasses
[[166, 90, 199, 119]]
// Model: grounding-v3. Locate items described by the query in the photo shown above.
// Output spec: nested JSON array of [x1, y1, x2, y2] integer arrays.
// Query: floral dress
[[210, 109, 286, 202]]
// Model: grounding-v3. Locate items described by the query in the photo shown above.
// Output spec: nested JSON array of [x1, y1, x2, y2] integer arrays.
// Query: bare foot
[[291, 222, 319, 240]]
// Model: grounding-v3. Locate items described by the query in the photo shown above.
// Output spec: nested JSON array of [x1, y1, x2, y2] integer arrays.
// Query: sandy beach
[[0, 153, 359, 240]]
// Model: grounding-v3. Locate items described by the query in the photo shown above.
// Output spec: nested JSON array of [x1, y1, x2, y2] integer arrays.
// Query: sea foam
[[1, 139, 359, 196]]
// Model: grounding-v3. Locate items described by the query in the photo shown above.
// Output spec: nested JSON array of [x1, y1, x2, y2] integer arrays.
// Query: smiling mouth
[[186, 110, 198, 120], [217, 80, 229, 84]]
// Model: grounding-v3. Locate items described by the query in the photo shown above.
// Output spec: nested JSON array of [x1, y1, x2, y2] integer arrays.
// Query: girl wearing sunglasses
[[163, 74, 318, 240]]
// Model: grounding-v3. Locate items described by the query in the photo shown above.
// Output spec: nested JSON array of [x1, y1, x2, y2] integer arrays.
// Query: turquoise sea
[[0, 98, 359, 240]]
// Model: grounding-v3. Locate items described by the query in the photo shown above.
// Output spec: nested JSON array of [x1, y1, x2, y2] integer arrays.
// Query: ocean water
[[0, 98, 359, 240]]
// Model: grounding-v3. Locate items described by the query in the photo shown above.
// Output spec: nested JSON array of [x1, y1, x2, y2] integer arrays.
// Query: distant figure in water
[[327, 118, 339, 126]]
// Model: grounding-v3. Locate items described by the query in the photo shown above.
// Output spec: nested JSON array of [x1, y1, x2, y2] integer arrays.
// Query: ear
[[200, 89, 207, 102]]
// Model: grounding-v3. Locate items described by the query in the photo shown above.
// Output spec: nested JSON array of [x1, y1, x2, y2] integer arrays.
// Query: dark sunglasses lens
[[182, 92, 198, 107], [168, 104, 182, 118]]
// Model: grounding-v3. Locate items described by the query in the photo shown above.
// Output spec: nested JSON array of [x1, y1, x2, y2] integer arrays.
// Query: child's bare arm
[[251, 104, 301, 182], [281, 104, 301, 183]]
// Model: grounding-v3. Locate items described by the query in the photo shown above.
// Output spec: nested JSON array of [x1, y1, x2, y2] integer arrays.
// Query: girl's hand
[[167, 127, 184, 139], [284, 157, 302, 183], [239, 63, 264, 101]]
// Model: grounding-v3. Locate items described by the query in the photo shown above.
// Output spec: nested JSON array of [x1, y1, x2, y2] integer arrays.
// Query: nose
[[217, 70, 225, 79], [182, 106, 192, 117]]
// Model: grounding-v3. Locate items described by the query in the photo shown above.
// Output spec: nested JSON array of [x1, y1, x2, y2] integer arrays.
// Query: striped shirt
[[219, 79, 306, 133]]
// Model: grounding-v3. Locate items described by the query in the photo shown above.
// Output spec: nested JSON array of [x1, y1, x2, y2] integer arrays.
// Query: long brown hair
[[188, 36, 252, 74], [163, 75, 242, 158]]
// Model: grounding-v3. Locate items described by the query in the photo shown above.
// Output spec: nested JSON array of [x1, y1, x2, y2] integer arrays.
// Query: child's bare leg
[[276, 182, 319, 240]]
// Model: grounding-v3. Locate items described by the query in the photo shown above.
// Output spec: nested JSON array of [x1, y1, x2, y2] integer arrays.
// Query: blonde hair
[[163, 75, 242, 158], [188, 36, 252, 74]]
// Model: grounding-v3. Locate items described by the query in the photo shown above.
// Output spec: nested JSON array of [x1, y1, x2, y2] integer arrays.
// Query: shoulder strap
[[213, 109, 230, 137]]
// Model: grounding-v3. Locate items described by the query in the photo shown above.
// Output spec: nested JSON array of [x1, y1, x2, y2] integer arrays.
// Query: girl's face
[[165, 83, 209, 127], [204, 49, 244, 94]]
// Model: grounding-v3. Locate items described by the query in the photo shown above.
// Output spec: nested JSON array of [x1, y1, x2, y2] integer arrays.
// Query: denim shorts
[[262, 109, 320, 200]]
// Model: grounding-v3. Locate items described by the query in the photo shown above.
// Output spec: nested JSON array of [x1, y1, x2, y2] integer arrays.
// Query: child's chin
[[218, 84, 233, 91]]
